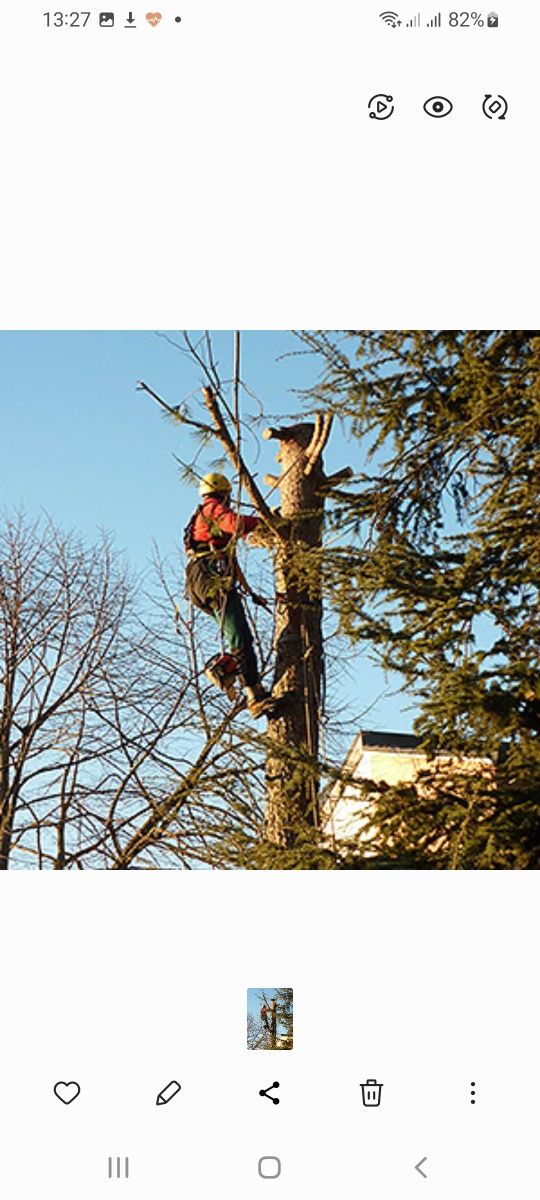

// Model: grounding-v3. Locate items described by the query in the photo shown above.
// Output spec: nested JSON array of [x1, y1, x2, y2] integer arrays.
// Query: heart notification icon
[[54, 1081, 81, 1105], [146, 11, 162, 25]]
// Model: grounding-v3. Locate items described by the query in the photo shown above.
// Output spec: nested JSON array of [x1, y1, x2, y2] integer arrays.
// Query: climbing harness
[[183, 498, 273, 708], [183, 504, 233, 559]]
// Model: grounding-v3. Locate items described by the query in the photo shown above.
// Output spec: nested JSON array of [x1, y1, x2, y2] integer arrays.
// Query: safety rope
[[299, 614, 321, 824]]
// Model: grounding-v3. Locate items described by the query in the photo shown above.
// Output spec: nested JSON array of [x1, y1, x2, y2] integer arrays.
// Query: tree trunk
[[270, 998, 277, 1048], [262, 422, 326, 845], [0, 666, 15, 871]]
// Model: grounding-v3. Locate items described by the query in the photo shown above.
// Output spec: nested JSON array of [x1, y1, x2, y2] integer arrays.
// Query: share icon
[[259, 1081, 280, 1104]]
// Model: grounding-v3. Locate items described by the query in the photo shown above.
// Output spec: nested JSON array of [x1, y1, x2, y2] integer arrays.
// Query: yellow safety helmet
[[199, 472, 232, 497]]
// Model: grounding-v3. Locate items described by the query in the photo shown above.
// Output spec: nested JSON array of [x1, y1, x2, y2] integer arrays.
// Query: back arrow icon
[[415, 1157, 428, 1178]]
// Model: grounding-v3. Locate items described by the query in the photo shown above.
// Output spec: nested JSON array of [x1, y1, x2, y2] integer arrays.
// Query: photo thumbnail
[[1, 330, 538, 871], [247, 989, 293, 1051]]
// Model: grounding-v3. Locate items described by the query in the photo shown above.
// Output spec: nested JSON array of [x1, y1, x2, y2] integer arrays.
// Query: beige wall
[[323, 742, 492, 844]]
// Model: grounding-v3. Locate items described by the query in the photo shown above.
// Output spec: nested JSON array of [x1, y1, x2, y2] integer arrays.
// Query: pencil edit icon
[[156, 1080, 181, 1106]]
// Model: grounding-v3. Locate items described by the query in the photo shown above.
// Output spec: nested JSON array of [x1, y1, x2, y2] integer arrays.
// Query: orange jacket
[[192, 498, 259, 549]]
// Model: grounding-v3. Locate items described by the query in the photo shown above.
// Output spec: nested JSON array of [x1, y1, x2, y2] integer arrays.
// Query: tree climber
[[184, 473, 275, 717], [260, 1004, 270, 1030]]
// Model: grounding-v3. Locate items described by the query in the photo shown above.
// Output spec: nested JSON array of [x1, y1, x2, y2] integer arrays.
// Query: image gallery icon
[[99, 12, 115, 25]]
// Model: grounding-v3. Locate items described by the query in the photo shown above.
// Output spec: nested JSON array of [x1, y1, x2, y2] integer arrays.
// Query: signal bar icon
[[427, 11, 441, 25], [405, 12, 421, 26]]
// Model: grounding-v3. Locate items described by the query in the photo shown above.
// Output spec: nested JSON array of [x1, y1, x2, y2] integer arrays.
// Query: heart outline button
[[146, 11, 162, 25], [54, 1081, 81, 1105]]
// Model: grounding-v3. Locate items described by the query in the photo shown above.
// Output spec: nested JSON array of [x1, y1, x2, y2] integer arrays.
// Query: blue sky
[[247, 988, 280, 1021], [0, 330, 414, 735]]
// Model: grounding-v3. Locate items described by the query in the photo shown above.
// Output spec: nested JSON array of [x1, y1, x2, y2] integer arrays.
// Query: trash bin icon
[[361, 1079, 383, 1107]]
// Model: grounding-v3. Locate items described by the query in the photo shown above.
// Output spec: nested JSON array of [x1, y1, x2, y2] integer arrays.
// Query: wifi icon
[[380, 9, 400, 25]]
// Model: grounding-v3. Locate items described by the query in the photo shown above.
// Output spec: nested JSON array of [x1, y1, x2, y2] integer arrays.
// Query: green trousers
[[211, 589, 258, 687], [185, 557, 259, 687]]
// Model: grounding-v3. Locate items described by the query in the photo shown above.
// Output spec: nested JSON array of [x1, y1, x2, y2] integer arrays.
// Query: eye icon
[[423, 95, 453, 118]]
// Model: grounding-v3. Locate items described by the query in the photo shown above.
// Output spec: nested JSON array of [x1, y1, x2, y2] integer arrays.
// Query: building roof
[[360, 730, 421, 751], [337, 730, 424, 786]]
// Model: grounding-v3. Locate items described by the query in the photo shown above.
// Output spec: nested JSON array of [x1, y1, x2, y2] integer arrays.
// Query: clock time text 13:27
[[43, 12, 91, 25]]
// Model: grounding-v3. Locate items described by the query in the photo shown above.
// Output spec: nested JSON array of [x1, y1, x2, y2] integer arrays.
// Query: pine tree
[[301, 330, 540, 867], [274, 987, 294, 1048]]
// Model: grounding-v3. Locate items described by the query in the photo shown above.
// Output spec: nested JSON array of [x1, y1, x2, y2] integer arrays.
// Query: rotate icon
[[482, 94, 508, 119]]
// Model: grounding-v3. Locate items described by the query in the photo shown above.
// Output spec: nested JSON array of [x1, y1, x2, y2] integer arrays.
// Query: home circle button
[[258, 1156, 281, 1179]]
